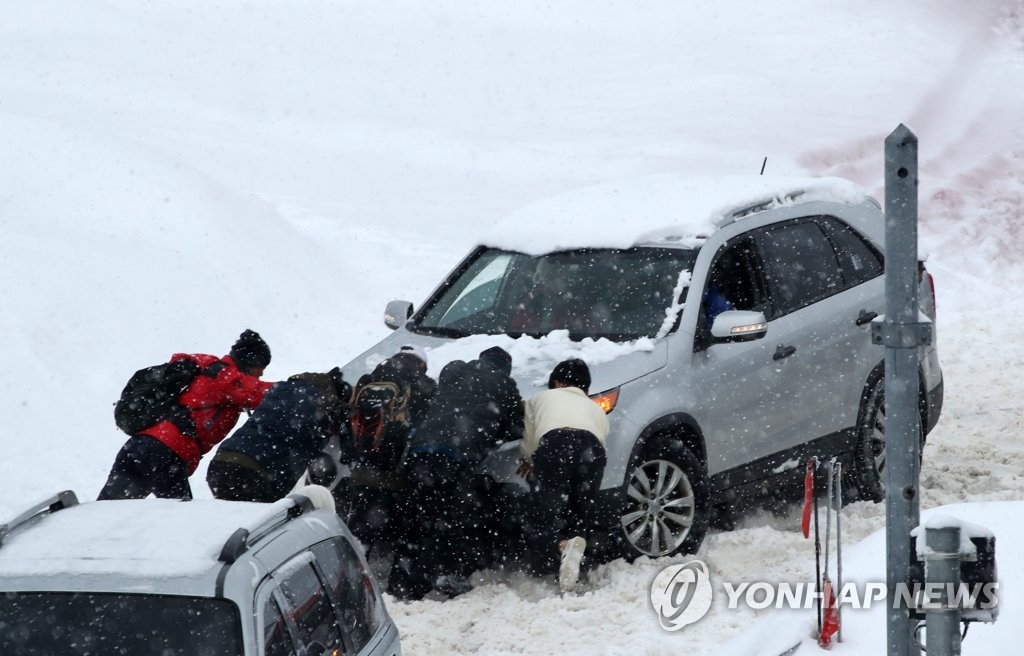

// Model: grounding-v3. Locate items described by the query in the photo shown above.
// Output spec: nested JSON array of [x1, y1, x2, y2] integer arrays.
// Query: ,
[[0, 487, 401, 656], [315, 173, 944, 562]]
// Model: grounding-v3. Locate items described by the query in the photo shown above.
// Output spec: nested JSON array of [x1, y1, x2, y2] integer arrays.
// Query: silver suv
[[0, 487, 401, 656], [327, 174, 943, 560]]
